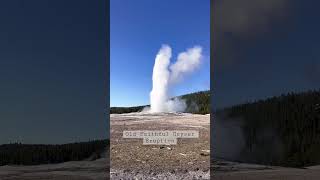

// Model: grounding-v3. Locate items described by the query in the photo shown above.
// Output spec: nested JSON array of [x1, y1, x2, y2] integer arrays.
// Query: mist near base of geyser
[[165, 97, 187, 112], [143, 97, 187, 113], [148, 44, 202, 113]]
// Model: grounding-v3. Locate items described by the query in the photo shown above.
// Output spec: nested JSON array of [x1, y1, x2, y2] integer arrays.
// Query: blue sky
[[110, 0, 210, 107]]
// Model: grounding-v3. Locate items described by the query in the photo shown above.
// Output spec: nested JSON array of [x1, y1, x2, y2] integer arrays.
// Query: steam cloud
[[149, 45, 202, 113]]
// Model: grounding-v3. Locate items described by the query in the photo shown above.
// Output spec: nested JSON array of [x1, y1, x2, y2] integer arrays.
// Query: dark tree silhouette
[[0, 139, 108, 166], [215, 90, 320, 167]]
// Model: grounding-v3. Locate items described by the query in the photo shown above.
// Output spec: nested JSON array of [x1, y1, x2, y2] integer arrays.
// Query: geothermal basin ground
[[212, 159, 320, 180], [0, 158, 108, 180], [110, 112, 210, 179]]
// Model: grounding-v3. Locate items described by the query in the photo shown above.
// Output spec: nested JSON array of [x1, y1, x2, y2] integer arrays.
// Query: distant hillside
[[0, 139, 109, 166], [215, 90, 320, 167], [180, 90, 210, 114], [110, 90, 210, 114], [110, 105, 147, 114]]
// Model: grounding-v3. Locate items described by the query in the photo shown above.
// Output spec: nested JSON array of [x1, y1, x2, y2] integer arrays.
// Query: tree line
[[110, 105, 146, 114], [0, 139, 108, 166], [215, 90, 320, 167]]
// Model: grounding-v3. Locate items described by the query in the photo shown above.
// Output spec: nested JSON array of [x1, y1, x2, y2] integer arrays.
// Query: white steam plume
[[150, 45, 171, 112], [149, 44, 202, 113], [170, 46, 202, 83]]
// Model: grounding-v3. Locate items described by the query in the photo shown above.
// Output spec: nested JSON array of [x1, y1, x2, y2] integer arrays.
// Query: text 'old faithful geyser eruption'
[[149, 44, 202, 113]]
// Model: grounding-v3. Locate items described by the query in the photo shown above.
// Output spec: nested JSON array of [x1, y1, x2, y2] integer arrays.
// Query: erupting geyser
[[149, 44, 202, 113]]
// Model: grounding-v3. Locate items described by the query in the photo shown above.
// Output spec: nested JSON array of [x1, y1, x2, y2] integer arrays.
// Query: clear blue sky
[[110, 0, 210, 107]]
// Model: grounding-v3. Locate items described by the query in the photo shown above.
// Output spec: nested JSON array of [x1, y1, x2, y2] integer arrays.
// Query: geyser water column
[[150, 45, 172, 112], [149, 44, 203, 113]]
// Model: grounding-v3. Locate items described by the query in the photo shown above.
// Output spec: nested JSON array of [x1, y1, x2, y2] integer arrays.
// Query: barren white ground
[[213, 160, 320, 180], [0, 158, 108, 180]]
